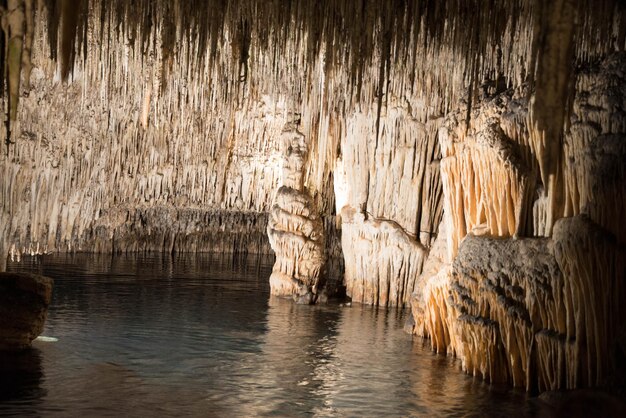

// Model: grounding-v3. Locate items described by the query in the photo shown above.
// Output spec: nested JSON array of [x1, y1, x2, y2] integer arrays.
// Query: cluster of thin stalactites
[[1, 0, 624, 126]]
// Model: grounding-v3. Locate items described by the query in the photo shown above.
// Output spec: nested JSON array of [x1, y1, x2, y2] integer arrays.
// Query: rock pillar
[[267, 124, 325, 303]]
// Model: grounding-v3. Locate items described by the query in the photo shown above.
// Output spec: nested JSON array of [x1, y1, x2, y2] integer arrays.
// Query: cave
[[1, 0, 626, 416]]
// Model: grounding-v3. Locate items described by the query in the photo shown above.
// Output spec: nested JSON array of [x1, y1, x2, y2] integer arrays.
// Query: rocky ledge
[[0, 273, 53, 351]]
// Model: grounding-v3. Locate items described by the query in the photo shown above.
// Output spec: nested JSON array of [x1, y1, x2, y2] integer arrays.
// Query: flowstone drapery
[[411, 55, 626, 390]]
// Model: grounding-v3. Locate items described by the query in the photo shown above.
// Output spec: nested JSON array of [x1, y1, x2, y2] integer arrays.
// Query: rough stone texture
[[412, 54, 626, 391], [561, 54, 626, 245], [438, 88, 535, 260], [335, 106, 443, 307], [0, 0, 553, 302], [341, 206, 427, 307], [0, 272, 53, 350], [84, 207, 271, 255], [0, 2, 624, 317], [415, 218, 626, 391], [411, 220, 448, 338], [267, 126, 325, 301]]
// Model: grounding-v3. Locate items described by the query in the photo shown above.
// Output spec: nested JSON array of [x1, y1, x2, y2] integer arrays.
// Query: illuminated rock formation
[[438, 88, 534, 259], [335, 105, 442, 307], [267, 125, 325, 302], [0, 0, 624, 392], [416, 216, 626, 391], [341, 206, 427, 306], [412, 54, 626, 390]]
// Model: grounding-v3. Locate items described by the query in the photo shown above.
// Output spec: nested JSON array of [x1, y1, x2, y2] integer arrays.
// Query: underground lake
[[2, 0, 626, 416], [0, 254, 543, 417]]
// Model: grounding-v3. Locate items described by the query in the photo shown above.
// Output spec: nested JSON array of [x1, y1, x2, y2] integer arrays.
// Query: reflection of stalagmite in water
[[267, 124, 325, 303], [258, 297, 342, 414]]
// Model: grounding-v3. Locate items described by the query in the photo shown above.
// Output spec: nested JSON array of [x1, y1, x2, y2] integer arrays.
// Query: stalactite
[[412, 53, 626, 390], [552, 216, 626, 389], [20, 0, 33, 90], [438, 87, 534, 260], [562, 54, 626, 244], [419, 216, 626, 391], [0, 0, 624, 322], [527, 0, 577, 237], [6, 0, 25, 121]]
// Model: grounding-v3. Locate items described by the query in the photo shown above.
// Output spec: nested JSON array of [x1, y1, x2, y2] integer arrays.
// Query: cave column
[[267, 123, 325, 304]]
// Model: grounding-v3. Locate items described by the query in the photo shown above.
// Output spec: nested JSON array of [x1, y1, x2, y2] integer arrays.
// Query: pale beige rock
[[267, 126, 325, 301], [412, 54, 626, 391], [427, 217, 626, 391], [410, 220, 449, 340], [336, 103, 442, 307], [0, 4, 623, 393], [341, 206, 427, 307], [438, 89, 534, 261]]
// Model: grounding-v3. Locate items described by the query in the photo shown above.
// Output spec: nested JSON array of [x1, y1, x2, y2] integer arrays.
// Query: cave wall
[[1, 3, 338, 266], [1, 1, 455, 304], [412, 54, 626, 390], [0, 0, 625, 320]]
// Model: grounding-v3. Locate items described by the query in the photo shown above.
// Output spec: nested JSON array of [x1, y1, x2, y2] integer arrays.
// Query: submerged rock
[[0, 273, 53, 351]]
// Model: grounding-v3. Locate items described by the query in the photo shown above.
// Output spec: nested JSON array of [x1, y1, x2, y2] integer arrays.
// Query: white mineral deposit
[[1, 3, 625, 414]]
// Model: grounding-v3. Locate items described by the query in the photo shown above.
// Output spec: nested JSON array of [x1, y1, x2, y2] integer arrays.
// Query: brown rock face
[[0, 273, 53, 350]]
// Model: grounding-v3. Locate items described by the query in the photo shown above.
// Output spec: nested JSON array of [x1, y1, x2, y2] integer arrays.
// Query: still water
[[2, 254, 538, 417]]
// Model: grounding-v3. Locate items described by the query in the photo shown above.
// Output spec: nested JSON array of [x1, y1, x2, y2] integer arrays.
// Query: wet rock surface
[[412, 54, 626, 391], [0, 273, 53, 350]]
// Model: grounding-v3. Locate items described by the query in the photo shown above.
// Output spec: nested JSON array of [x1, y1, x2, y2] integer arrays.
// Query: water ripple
[[1, 253, 538, 417]]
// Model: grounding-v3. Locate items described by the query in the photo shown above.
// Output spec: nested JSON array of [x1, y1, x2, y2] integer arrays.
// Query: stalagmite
[[336, 105, 442, 307], [412, 52, 626, 390], [267, 124, 324, 303], [341, 206, 428, 307], [0, 0, 624, 394]]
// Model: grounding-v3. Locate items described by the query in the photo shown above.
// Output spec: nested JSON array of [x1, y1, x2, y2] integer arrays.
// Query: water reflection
[[262, 297, 342, 415], [0, 348, 45, 404], [2, 254, 540, 417]]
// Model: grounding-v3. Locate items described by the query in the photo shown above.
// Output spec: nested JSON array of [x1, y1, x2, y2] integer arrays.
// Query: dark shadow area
[[0, 348, 45, 403]]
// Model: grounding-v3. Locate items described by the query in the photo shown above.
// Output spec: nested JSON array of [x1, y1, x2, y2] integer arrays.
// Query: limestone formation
[[335, 104, 443, 307], [412, 54, 626, 390], [415, 218, 625, 391], [438, 89, 535, 260], [341, 206, 427, 307], [0, 272, 53, 350], [267, 125, 325, 302], [0, 0, 624, 393]]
